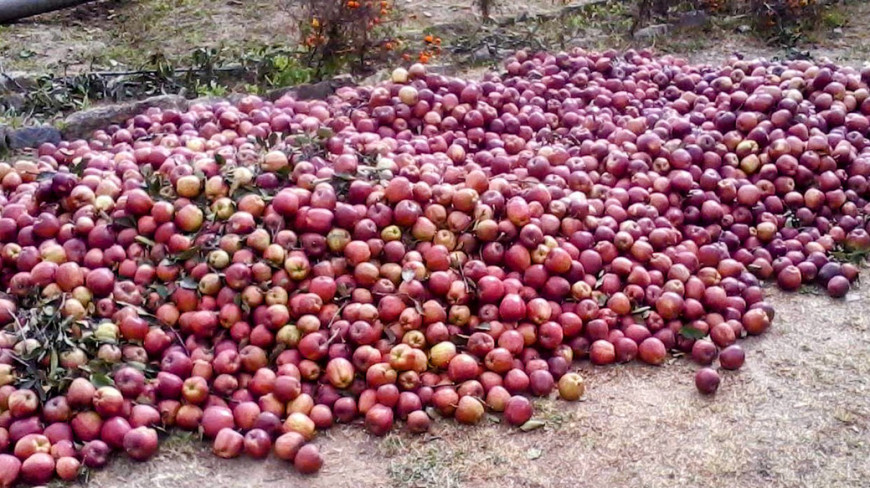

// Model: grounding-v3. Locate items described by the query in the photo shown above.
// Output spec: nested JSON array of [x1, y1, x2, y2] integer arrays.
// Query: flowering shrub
[[749, 0, 825, 45], [292, 0, 441, 76], [293, 0, 397, 75]]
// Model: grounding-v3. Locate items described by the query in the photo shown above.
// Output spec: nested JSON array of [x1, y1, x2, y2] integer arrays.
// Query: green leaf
[[631, 306, 651, 315], [114, 216, 137, 229], [154, 284, 170, 299], [49, 350, 58, 377], [175, 246, 202, 261], [135, 236, 157, 247], [679, 326, 707, 340], [316, 127, 334, 140], [401, 269, 415, 282], [519, 419, 546, 432], [125, 361, 149, 372], [180, 277, 199, 290], [90, 373, 114, 388]]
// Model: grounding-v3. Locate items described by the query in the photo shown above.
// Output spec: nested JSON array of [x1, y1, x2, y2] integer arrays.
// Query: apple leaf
[[519, 419, 546, 432], [90, 373, 114, 388]]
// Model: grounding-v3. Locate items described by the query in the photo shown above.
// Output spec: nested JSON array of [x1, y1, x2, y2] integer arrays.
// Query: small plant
[[194, 80, 229, 97], [750, 0, 826, 46], [262, 54, 315, 87], [290, 0, 402, 75]]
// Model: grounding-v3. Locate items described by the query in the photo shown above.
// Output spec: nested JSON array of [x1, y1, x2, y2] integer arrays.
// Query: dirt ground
[[0, 0, 568, 75], [73, 279, 870, 488], [1, 0, 869, 76]]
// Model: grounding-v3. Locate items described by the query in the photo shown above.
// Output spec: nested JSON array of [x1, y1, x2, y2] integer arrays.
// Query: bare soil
[[2, 0, 867, 76]]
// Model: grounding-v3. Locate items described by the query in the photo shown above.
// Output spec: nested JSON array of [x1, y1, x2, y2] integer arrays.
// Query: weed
[[194, 80, 228, 97], [387, 445, 466, 488]]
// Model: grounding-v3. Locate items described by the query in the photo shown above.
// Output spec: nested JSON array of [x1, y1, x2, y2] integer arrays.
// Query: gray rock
[[135, 94, 188, 112], [675, 10, 708, 29], [359, 69, 391, 87], [6, 125, 62, 149], [61, 94, 187, 140], [188, 96, 231, 107], [0, 93, 26, 112], [266, 75, 354, 101], [737, 24, 751, 33], [295, 81, 336, 100], [426, 64, 460, 76], [0, 71, 38, 93], [332, 74, 355, 88], [0, 126, 8, 151], [633, 24, 669, 40], [264, 86, 297, 102], [470, 47, 511, 64]]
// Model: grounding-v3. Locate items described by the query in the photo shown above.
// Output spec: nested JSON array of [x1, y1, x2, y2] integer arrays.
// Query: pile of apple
[[0, 48, 869, 485]]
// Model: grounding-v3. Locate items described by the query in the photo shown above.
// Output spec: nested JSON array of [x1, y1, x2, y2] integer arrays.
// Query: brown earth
[[1, 0, 868, 75]]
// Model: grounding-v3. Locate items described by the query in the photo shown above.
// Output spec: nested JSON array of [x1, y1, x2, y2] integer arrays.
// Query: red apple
[[81, 440, 110, 468], [7, 389, 38, 418], [294, 444, 323, 474], [0, 454, 21, 487], [364, 404, 393, 436], [123, 426, 159, 461], [406, 410, 431, 434], [273, 431, 305, 461], [93, 386, 125, 417], [243, 428, 272, 459], [494, 381, 531, 419], [20, 452, 55, 484], [213, 428, 244, 458], [55, 456, 81, 481], [100, 416, 131, 449], [13, 433, 51, 459]]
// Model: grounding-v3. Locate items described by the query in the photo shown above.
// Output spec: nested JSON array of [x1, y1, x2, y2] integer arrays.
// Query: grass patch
[[386, 443, 467, 488]]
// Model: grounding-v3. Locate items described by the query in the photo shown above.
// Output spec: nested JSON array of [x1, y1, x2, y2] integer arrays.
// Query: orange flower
[[424, 35, 434, 43]]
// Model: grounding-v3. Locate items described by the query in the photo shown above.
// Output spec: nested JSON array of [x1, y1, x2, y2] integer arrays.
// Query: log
[[0, 0, 94, 24]]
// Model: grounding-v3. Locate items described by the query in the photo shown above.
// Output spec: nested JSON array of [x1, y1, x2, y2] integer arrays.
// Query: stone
[[61, 95, 187, 139], [633, 24, 669, 40], [675, 10, 708, 29], [0, 72, 38, 93], [0, 94, 26, 112], [267, 74, 355, 102], [6, 125, 62, 149]]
